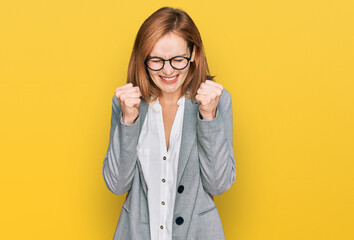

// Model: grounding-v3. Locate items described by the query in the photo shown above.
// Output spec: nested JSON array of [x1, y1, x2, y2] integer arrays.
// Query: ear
[[190, 45, 196, 62]]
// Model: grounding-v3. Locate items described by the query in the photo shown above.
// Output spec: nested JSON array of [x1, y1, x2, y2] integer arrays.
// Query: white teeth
[[161, 75, 177, 81]]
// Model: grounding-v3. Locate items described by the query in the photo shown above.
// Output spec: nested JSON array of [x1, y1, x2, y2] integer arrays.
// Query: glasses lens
[[147, 58, 163, 70], [171, 57, 189, 69]]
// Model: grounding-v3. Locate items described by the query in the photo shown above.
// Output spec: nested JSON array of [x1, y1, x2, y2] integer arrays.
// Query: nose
[[162, 60, 174, 75]]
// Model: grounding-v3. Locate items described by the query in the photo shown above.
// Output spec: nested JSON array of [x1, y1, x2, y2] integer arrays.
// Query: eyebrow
[[148, 53, 189, 58]]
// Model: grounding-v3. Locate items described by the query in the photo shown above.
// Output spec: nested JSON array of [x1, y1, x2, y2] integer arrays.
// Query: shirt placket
[[157, 103, 168, 239], [160, 150, 170, 239]]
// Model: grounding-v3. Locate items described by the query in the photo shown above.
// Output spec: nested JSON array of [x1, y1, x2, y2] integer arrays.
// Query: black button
[[163, 156, 166, 160], [177, 185, 184, 193], [162, 178, 166, 183], [175, 217, 184, 225]]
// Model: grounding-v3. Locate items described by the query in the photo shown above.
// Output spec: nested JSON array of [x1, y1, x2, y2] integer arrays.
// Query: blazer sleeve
[[197, 89, 236, 196], [102, 95, 140, 195]]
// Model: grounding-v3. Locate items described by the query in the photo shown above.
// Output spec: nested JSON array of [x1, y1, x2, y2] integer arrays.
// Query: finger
[[195, 94, 202, 103], [199, 82, 219, 92], [118, 93, 141, 104], [195, 94, 206, 105], [197, 86, 220, 98], [196, 88, 207, 95], [115, 83, 133, 93], [115, 84, 134, 94], [205, 80, 223, 91], [125, 97, 141, 108], [201, 83, 223, 97], [134, 86, 142, 97], [199, 82, 208, 89], [121, 87, 141, 95], [197, 87, 214, 95], [116, 87, 140, 99], [120, 86, 141, 97], [121, 92, 141, 99]]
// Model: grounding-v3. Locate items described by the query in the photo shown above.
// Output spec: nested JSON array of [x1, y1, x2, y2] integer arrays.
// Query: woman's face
[[147, 32, 195, 98]]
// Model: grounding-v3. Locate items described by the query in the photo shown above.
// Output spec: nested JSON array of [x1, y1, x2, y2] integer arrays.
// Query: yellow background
[[1, 0, 353, 239]]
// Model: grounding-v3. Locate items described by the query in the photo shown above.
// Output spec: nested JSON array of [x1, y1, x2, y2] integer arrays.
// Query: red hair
[[127, 7, 215, 102]]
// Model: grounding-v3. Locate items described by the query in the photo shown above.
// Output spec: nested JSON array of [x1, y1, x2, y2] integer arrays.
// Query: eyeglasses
[[144, 55, 192, 71]]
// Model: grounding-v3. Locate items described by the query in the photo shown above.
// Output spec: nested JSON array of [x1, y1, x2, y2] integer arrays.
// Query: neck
[[159, 91, 182, 106]]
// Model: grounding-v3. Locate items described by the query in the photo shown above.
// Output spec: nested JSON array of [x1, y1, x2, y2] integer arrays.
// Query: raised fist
[[115, 83, 142, 124], [195, 80, 224, 120]]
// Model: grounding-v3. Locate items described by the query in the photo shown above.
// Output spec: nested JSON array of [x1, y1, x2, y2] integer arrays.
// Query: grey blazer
[[102, 89, 236, 240]]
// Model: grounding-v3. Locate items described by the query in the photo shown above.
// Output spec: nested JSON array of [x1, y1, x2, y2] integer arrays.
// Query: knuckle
[[120, 95, 127, 102]]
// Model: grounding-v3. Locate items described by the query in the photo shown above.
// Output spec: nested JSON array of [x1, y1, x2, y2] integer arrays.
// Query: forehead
[[149, 32, 189, 58]]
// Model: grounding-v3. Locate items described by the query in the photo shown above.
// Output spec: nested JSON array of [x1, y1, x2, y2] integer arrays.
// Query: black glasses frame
[[144, 55, 192, 71]]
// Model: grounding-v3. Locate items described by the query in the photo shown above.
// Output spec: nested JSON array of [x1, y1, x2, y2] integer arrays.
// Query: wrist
[[199, 109, 216, 120], [123, 113, 139, 124]]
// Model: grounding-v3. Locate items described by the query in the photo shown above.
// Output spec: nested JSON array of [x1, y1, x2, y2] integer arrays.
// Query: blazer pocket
[[122, 191, 131, 213], [198, 205, 216, 216], [122, 202, 129, 213]]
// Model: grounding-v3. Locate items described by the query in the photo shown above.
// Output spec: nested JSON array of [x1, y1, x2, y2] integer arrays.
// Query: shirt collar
[[177, 95, 185, 106], [149, 95, 185, 112]]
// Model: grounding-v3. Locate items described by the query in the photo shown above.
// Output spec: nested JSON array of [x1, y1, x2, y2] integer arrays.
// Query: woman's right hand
[[115, 83, 142, 124]]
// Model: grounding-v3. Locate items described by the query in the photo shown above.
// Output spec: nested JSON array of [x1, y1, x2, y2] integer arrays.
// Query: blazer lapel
[[137, 100, 148, 195], [177, 97, 199, 185], [137, 100, 148, 137]]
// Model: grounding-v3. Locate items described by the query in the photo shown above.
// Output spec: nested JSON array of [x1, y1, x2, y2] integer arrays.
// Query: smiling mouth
[[159, 75, 179, 84], [160, 75, 178, 81]]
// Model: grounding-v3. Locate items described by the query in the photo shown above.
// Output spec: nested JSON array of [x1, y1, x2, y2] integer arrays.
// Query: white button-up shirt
[[137, 96, 185, 240]]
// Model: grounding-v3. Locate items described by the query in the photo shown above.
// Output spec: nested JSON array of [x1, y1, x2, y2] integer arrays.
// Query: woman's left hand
[[195, 80, 224, 120]]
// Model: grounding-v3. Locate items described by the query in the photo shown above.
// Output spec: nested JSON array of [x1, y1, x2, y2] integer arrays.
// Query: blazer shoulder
[[219, 88, 232, 111], [111, 95, 121, 115]]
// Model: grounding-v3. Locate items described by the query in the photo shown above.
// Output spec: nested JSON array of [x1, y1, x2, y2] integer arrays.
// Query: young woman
[[103, 7, 236, 240]]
